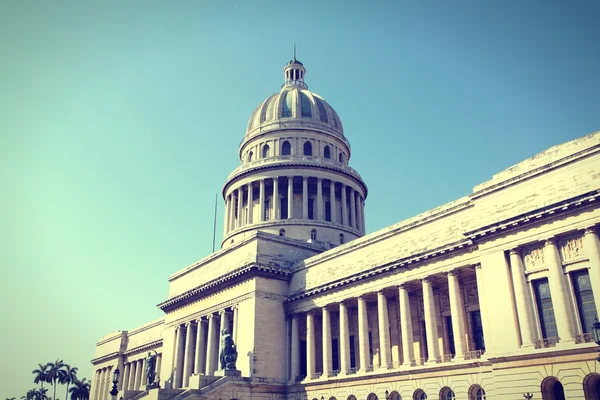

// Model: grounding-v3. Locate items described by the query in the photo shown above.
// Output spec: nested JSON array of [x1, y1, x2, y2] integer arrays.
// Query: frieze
[[559, 234, 584, 263], [522, 245, 545, 271], [464, 284, 479, 305], [165, 292, 254, 328], [123, 339, 163, 357]]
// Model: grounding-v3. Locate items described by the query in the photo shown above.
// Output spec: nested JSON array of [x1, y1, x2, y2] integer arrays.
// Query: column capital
[[219, 309, 232, 317], [317, 177, 323, 182], [376, 290, 386, 296], [206, 313, 217, 320], [303, 176, 308, 181], [544, 237, 557, 246], [197, 317, 207, 325], [421, 277, 432, 284], [584, 226, 598, 236], [397, 283, 408, 290], [185, 320, 195, 327], [446, 269, 459, 277], [509, 248, 520, 256], [473, 263, 482, 270], [288, 176, 294, 180]]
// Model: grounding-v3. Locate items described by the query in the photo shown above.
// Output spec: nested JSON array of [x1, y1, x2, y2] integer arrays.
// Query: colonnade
[[120, 353, 162, 392], [289, 268, 484, 381], [224, 176, 365, 235], [171, 307, 238, 388], [508, 226, 600, 348], [93, 366, 112, 400]]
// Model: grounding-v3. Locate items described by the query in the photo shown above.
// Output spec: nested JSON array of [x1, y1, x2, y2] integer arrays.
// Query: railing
[[226, 155, 363, 183], [329, 370, 339, 377], [281, 79, 308, 89], [534, 336, 559, 349], [348, 367, 357, 375], [386, 362, 395, 369], [365, 365, 374, 372], [310, 372, 322, 380], [575, 333, 594, 344], [441, 354, 453, 363], [464, 350, 484, 360]]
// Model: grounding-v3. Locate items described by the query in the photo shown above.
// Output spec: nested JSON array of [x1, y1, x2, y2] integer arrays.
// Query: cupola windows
[[310, 229, 317, 240], [324, 145, 331, 159], [248, 151, 253, 162], [339, 153, 344, 163], [262, 144, 270, 158], [281, 141, 291, 156], [304, 141, 312, 156]]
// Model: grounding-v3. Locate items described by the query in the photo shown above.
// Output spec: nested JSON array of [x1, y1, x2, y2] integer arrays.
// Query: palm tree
[[32, 363, 49, 390], [60, 366, 78, 400], [68, 378, 90, 400], [22, 389, 36, 400], [34, 388, 48, 400], [45, 359, 66, 400]]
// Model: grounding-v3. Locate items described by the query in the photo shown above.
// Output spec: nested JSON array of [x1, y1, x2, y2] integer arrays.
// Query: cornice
[[123, 339, 163, 357], [91, 352, 121, 365], [158, 263, 291, 312], [465, 190, 600, 241], [285, 239, 474, 303]]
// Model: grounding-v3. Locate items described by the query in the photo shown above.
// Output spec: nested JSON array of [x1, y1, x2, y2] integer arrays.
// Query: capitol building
[[90, 57, 600, 400]]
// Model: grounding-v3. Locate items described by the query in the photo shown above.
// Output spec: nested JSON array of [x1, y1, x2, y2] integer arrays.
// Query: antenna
[[293, 43, 296, 60], [212, 193, 217, 252]]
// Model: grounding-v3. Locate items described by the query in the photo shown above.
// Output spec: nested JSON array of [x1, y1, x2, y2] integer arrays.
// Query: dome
[[245, 87, 344, 138]]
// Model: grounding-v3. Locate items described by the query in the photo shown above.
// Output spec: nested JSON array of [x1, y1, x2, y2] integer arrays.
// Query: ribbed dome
[[245, 87, 344, 138]]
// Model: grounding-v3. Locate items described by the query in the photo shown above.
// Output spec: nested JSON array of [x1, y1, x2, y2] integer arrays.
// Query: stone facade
[[90, 58, 600, 400]]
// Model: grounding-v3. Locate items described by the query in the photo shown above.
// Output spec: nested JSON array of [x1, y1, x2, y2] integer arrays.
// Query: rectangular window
[[331, 338, 339, 371], [420, 320, 428, 360], [445, 316, 455, 356], [349, 335, 356, 369], [325, 201, 331, 222], [533, 278, 559, 339], [368, 331, 373, 363], [571, 269, 598, 333], [471, 310, 485, 351], [299, 339, 307, 379], [280, 198, 288, 219], [308, 198, 314, 219]]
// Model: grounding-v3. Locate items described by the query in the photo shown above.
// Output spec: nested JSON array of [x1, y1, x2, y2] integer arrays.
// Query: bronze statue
[[219, 329, 238, 370], [145, 351, 158, 386]]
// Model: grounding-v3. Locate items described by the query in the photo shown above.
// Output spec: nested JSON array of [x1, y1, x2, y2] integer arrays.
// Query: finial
[[293, 43, 296, 60]]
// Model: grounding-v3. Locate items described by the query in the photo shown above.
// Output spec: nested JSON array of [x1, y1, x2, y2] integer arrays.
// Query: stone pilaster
[[182, 322, 196, 387], [545, 238, 576, 343], [174, 325, 186, 388], [377, 291, 391, 368], [509, 250, 536, 347], [474, 265, 492, 355], [422, 278, 440, 363], [205, 314, 219, 375], [290, 315, 300, 381], [339, 301, 351, 374], [357, 296, 370, 371], [447, 270, 467, 360], [306, 312, 316, 379], [236, 188, 243, 229], [399, 285, 414, 366], [322, 306, 332, 377], [350, 187, 356, 229]]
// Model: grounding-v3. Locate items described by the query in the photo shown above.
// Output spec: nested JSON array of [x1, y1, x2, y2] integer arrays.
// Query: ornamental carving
[[440, 291, 450, 311], [559, 234, 584, 262], [523, 245, 545, 271], [464, 285, 479, 304]]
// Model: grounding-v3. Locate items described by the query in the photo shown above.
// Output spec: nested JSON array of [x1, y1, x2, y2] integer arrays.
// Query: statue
[[145, 351, 158, 386], [219, 328, 238, 370]]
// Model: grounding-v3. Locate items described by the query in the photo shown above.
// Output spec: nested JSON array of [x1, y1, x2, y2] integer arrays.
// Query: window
[[582, 373, 600, 400], [388, 392, 401, 400], [279, 229, 285, 237], [471, 310, 485, 351], [299, 340, 307, 379], [413, 390, 427, 400], [541, 377, 566, 400], [469, 385, 486, 400], [300, 92, 312, 117], [282, 91, 292, 117], [325, 201, 331, 222], [281, 141, 291, 156], [339, 233, 345, 244], [264, 199, 270, 221], [324, 145, 331, 159], [304, 141, 312, 156], [571, 269, 598, 334], [349, 335, 356, 369], [281, 198, 288, 219], [262, 144, 270, 158], [331, 338, 339, 371], [308, 198, 314, 220], [446, 316, 455, 356], [310, 229, 317, 240], [248, 151, 253, 162], [366, 394, 378, 400], [440, 388, 455, 400], [533, 279, 559, 340], [339, 153, 344, 163]]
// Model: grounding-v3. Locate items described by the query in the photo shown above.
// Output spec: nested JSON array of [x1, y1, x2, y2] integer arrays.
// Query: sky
[[1, 0, 599, 397]]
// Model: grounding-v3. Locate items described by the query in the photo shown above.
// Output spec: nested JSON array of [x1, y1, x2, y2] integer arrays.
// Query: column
[[509, 250, 536, 347], [140, 357, 147, 387], [259, 179, 265, 221], [322, 306, 332, 377], [103, 367, 111, 399], [219, 310, 231, 368], [360, 196, 366, 233], [273, 177, 279, 220], [182, 322, 196, 387], [399, 285, 414, 366], [583, 227, 600, 314], [545, 238, 576, 342], [128, 361, 136, 392], [377, 291, 391, 368], [341, 185, 348, 226], [447, 270, 467, 360], [316, 178, 323, 220], [156, 354, 162, 381], [339, 302, 351, 374], [355, 192, 362, 232], [247, 182, 253, 224], [134, 359, 142, 389], [232, 306, 239, 344], [474, 265, 492, 355], [302, 176, 308, 219], [194, 318, 207, 374], [98, 369, 106, 400], [357, 296, 370, 371], [205, 314, 219, 375], [350, 187, 356, 229], [174, 326, 185, 388], [287, 176, 294, 219], [290, 315, 300, 381], [230, 192, 236, 231], [236, 188, 243, 229], [330, 180, 337, 224], [422, 278, 440, 363], [223, 196, 229, 235], [121, 363, 130, 391], [306, 312, 316, 379]]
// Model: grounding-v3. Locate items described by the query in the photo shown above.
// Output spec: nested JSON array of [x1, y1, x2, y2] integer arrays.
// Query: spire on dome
[[282, 47, 307, 89]]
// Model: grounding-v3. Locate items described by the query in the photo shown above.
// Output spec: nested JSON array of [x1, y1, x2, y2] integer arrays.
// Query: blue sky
[[1, 0, 598, 396]]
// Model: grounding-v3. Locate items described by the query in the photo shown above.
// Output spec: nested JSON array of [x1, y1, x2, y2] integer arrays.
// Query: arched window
[[541, 377, 566, 400], [262, 144, 270, 158], [279, 229, 285, 237], [324, 145, 331, 159], [310, 229, 317, 240], [339, 152, 344, 163], [440, 387, 455, 400], [413, 390, 427, 400], [248, 151, 253, 162], [583, 373, 600, 400], [339, 233, 345, 244], [388, 392, 401, 400], [347, 396, 357, 400], [281, 141, 291, 156], [304, 141, 312, 156], [468, 385, 486, 400], [366, 394, 378, 400]]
